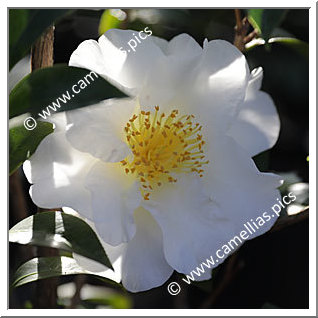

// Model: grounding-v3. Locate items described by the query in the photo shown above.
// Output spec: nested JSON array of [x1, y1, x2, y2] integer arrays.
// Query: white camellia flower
[[24, 29, 282, 292]]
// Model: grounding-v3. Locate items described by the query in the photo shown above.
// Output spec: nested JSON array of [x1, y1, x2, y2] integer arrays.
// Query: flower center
[[121, 106, 209, 200]]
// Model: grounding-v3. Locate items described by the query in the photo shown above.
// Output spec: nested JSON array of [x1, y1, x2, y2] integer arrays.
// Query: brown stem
[[243, 29, 259, 45], [9, 171, 29, 224], [234, 9, 247, 52], [31, 25, 58, 309], [31, 26, 54, 70], [233, 9, 258, 52], [235, 9, 243, 31]]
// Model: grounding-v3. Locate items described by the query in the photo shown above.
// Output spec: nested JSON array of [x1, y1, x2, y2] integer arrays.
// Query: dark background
[[10, 9, 309, 309]]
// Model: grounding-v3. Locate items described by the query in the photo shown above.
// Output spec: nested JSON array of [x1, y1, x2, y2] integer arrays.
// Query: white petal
[[74, 208, 174, 292], [166, 33, 202, 57], [84, 161, 141, 246], [138, 34, 202, 109], [138, 54, 194, 109], [23, 112, 97, 219], [69, 39, 132, 96], [180, 40, 250, 134], [69, 29, 165, 95], [143, 175, 237, 276], [204, 135, 283, 235], [65, 98, 136, 163], [149, 35, 168, 54], [248, 67, 263, 91], [143, 136, 282, 277], [120, 208, 174, 292], [227, 67, 280, 156]]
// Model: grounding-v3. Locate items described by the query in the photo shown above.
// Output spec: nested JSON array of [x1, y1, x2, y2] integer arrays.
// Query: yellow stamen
[[122, 107, 208, 199]]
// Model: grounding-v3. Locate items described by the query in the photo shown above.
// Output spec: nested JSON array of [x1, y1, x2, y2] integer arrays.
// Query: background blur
[[9, 8, 309, 309]]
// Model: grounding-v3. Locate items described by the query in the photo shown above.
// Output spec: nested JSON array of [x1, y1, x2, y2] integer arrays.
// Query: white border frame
[[3, 1, 316, 316]]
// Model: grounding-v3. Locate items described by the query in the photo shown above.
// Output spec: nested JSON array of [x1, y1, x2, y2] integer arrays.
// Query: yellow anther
[[122, 107, 208, 199]]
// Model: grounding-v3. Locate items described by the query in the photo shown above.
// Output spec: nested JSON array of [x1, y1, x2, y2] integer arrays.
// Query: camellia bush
[[9, 8, 309, 310]]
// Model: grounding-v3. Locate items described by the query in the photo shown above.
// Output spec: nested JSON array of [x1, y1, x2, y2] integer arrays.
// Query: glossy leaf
[[268, 37, 309, 58], [248, 9, 263, 34], [9, 121, 53, 175], [248, 9, 288, 40], [13, 256, 91, 287], [9, 64, 127, 119], [12, 257, 120, 288], [9, 211, 112, 269], [245, 36, 308, 59], [261, 10, 288, 41], [9, 9, 70, 70]]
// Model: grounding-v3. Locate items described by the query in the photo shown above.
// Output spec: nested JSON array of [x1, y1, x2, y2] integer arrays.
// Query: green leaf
[[9, 64, 127, 119], [261, 10, 288, 41], [245, 36, 308, 59], [9, 211, 112, 269], [248, 9, 288, 40], [248, 9, 263, 34], [9, 121, 53, 175], [13, 256, 90, 287], [98, 9, 125, 35], [268, 37, 309, 58], [9, 9, 71, 70], [12, 257, 119, 288]]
